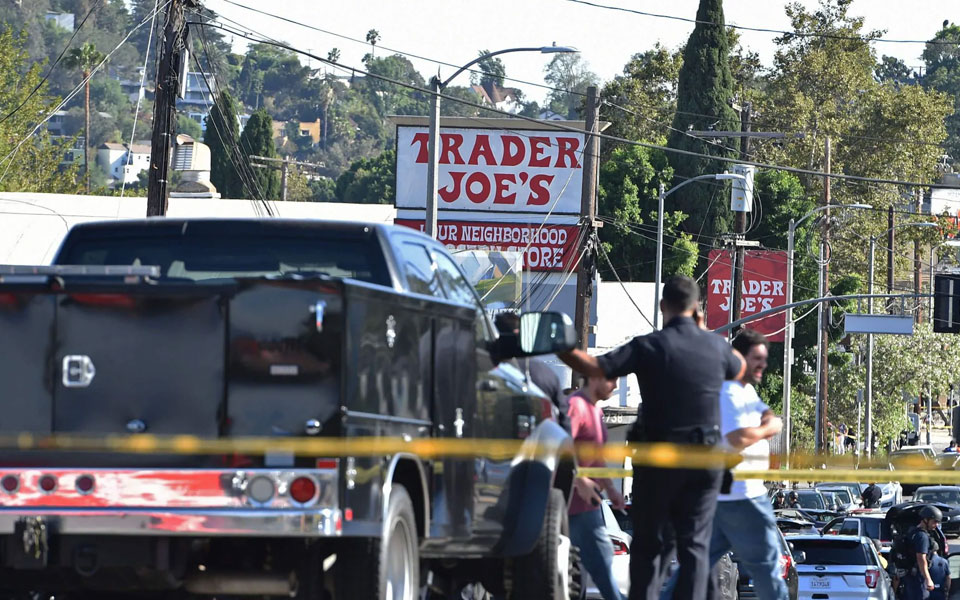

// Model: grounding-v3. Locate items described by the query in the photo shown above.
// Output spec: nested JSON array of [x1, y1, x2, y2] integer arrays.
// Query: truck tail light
[[612, 539, 629, 555], [38, 474, 57, 493], [540, 397, 555, 420], [75, 474, 95, 494], [1, 475, 19, 494], [289, 476, 318, 505], [865, 568, 880, 589]]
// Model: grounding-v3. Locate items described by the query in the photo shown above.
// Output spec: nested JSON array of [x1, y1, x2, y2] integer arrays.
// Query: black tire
[[335, 485, 420, 600], [510, 488, 569, 600], [569, 543, 585, 600]]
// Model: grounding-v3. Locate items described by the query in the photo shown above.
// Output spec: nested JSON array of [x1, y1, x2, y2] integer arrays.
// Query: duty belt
[[656, 425, 722, 446]]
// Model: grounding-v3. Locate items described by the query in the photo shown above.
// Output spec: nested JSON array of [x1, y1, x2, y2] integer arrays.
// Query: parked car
[[583, 501, 631, 599], [733, 526, 799, 600], [815, 482, 865, 509], [788, 534, 894, 599], [888, 492, 960, 537], [822, 513, 894, 555], [772, 490, 838, 526], [890, 447, 938, 496], [774, 509, 820, 536], [818, 487, 858, 512]]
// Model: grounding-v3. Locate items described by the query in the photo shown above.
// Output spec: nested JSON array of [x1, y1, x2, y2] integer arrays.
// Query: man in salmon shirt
[[569, 374, 627, 600]]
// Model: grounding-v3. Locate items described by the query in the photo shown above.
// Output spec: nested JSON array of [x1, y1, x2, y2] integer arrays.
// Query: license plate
[[810, 578, 831, 589]]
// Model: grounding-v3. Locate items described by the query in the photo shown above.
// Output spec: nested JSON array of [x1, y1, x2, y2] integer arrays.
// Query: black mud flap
[[9, 516, 54, 569]]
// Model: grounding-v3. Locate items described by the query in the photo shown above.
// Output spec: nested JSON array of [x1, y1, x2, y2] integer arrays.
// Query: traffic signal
[[933, 274, 960, 333]]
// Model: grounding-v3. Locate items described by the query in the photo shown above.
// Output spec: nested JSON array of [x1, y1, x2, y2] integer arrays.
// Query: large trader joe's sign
[[394, 219, 579, 271], [395, 126, 584, 214], [706, 249, 788, 341]]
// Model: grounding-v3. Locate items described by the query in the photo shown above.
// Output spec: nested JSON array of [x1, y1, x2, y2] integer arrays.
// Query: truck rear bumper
[[0, 507, 342, 537]]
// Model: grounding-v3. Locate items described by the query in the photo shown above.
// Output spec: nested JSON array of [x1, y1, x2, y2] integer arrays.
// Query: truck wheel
[[510, 488, 571, 600], [336, 484, 420, 600]]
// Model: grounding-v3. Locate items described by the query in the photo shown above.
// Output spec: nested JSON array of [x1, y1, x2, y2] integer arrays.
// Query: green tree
[[875, 55, 916, 86], [204, 90, 242, 198], [238, 108, 280, 200], [64, 41, 105, 191], [308, 177, 337, 202], [335, 149, 395, 204], [176, 114, 202, 140], [544, 53, 598, 120], [0, 29, 79, 193], [666, 0, 740, 242], [600, 45, 684, 150], [597, 145, 697, 282], [472, 49, 505, 88], [365, 29, 380, 57], [923, 23, 960, 166]]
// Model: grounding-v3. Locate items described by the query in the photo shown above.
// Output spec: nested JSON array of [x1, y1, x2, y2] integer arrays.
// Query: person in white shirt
[[708, 329, 788, 600]]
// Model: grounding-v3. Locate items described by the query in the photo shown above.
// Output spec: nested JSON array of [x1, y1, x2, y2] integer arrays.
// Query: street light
[[424, 45, 578, 238], [653, 172, 746, 329], [865, 221, 938, 455], [783, 203, 871, 462]]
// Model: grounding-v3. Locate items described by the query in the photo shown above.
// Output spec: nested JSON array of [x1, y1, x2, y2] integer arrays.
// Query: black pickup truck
[[0, 219, 579, 600]]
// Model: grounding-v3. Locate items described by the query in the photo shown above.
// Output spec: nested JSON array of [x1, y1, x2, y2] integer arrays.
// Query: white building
[[180, 72, 216, 107], [45, 11, 75, 31], [96, 142, 151, 185]]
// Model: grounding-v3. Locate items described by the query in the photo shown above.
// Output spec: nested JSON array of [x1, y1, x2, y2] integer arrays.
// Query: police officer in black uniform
[[559, 275, 745, 600]]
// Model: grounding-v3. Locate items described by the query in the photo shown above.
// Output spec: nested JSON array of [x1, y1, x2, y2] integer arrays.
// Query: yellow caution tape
[[0, 433, 954, 481], [578, 467, 960, 485]]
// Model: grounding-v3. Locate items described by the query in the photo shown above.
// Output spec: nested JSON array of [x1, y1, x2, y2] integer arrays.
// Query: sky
[[201, 0, 956, 103]]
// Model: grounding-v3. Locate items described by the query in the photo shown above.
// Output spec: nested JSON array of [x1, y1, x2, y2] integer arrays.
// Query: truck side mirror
[[517, 311, 576, 356]]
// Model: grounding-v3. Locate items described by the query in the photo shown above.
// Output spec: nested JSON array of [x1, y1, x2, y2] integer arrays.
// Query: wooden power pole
[[573, 86, 599, 362], [817, 137, 832, 453], [147, 0, 197, 217], [730, 102, 752, 333]]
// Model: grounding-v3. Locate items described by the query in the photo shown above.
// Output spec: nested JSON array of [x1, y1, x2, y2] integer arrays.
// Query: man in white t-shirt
[[707, 329, 787, 600]]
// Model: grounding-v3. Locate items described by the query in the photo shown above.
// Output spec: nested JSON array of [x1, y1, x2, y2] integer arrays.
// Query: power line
[[563, 0, 960, 46], [201, 20, 960, 192], [0, 0, 173, 183], [0, 0, 104, 128], [120, 0, 160, 199]]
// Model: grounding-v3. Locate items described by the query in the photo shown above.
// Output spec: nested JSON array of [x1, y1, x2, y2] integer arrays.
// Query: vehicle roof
[[914, 485, 960, 491], [892, 445, 935, 453], [788, 534, 865, 542], [840, 512, 886, 520]]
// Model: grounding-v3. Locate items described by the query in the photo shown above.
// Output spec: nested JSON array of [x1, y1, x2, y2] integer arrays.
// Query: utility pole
[[817, 137, 831, 453], [147, 0, 197, 217], [574, 86, 599, 361], [887, 206, 895, 310], [249, 155, 326, 202], [729, 102, 752, 335], [915, 189, 924, 324]]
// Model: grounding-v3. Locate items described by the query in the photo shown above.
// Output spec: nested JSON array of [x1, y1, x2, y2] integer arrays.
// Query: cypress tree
[[204, 90, 241, 198], [238, 108, 281, 200], [667, 0, 740, 242]]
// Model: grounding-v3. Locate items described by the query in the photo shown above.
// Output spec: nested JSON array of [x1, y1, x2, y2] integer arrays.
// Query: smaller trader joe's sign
[[706, 249, 788, 341], [395, 219, 579, 272]]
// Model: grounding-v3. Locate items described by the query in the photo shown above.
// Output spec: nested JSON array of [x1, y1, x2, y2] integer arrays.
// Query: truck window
[[401, 242, 443, 298], [58, 232, 391, 285], [433, 252, 480, 306]]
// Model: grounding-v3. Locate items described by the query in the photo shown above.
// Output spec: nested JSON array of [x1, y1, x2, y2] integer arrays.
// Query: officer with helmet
[[899, 505, 943, 600], [787, 491, 801, 509]]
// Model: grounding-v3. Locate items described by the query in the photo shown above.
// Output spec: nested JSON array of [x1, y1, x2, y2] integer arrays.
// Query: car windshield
[[915, 489, 960, 505], [790, 539, 872, 566], [57, 229, 392, 285], [822, 489, 853, 504], [796, 492, 826, 510]]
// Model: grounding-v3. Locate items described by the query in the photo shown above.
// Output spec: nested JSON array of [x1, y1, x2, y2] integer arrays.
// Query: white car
[[583, 501, 631, 599], [788, 534, 893, 599]]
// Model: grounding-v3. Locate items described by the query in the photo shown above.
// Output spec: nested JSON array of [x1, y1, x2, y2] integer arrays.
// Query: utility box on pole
[[730, 164, 755, 212]]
